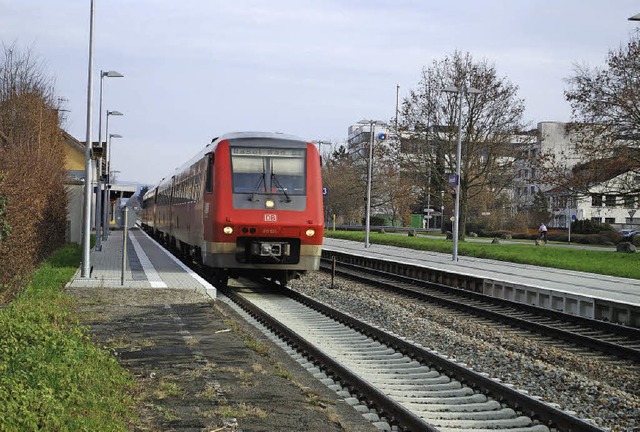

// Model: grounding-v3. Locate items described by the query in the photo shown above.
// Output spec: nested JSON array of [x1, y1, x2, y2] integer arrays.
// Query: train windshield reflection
[[231, 148, 306, 196]]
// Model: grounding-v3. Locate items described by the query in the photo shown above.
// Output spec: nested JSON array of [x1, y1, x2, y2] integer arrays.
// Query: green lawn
[[325, 230, 640, 280], [0, 244, 138, 432]]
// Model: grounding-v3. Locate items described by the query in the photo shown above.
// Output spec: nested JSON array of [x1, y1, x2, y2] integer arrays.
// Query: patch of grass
[[244, 338, 270, 355], [0, 244, 138, 431], [153, 378, 183, 399], [326, 231, 640, 279], [220, 315, 271, 356], [149, 403, 180, 422], [212, 402, 269, 419], [304, 389, 333, 408], [274, 364, 294, 380]]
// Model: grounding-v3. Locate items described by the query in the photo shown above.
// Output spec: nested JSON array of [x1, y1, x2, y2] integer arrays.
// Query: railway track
[[218, 281, 606, 432], [320, 256, 640, 364]]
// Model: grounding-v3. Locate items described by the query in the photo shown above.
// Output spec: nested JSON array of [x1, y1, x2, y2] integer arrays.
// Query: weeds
[[0, 244, 138, 431]]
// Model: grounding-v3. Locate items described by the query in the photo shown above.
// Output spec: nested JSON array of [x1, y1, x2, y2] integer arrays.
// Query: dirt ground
[[68, 286, 378, 432]]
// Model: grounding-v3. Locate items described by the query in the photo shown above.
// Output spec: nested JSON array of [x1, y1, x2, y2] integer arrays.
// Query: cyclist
[[538, 223, 548, 244]]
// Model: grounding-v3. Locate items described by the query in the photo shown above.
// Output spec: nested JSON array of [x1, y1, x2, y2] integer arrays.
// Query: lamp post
[[107, 133, 122, 227], [312, 140, 331, 157], [440, 190, 445, 233], [441, 85, 482, 262], [102, 110, 123, 240], [95, 70, 124, 251], [628, 13, 640, 21], [81, 0, 96, 278], [357, 119, 385, 248]]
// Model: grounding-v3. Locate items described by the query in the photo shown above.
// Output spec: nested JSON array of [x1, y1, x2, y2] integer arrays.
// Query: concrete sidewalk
[[66, 227, 216, 299]]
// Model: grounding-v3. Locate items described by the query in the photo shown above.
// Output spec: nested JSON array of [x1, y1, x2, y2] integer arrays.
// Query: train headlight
[[265, 199, 275, 208], [305, 229, 315, 237], [223, 226, 233, 235]]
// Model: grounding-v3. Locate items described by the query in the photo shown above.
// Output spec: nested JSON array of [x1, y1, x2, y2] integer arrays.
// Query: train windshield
[[231, 147, 306, 196]]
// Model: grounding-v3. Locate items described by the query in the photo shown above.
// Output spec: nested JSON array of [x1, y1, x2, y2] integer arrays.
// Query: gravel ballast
[[289, 272, 640, 432]]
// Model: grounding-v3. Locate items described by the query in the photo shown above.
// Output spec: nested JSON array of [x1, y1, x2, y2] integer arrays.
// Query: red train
[[141, 132, 324, 286]]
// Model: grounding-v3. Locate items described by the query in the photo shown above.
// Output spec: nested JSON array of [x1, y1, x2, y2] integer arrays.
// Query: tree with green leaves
[[396, 50, 527, 239]]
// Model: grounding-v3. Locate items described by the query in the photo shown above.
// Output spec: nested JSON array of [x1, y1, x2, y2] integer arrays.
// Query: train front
[[204, 134, 324, 284]]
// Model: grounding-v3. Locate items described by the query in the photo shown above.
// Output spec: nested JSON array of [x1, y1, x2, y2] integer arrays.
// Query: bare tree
[[396, 51, 527, 238], [321, 145, 365, 225], [559, 31, 640, 199]]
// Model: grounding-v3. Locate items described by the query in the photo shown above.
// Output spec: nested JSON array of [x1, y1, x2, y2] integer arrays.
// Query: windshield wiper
[[271, 173, 291, 202], [249, 172, 266, 201]]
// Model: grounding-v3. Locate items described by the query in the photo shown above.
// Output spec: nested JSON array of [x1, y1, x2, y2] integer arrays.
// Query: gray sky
[[1, 1, 638, 185]]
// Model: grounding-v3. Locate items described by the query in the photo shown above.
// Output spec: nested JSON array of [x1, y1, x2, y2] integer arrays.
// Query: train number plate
[[264, 214, 277, 222]]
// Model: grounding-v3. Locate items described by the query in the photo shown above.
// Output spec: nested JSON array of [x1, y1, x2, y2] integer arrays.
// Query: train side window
[[205, 154, 214, 193]]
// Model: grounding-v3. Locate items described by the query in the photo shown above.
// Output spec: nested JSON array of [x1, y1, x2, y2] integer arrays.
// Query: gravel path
[[69, 286, 378, 432], [289, 272, 640, 432]]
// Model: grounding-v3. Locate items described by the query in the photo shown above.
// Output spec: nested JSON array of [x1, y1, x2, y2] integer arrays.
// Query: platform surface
[[67, 227, 216, 299], [323, 237, 640, 307]]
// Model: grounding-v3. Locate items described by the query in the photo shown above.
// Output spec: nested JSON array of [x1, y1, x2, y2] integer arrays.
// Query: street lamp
[[357, 119, 385, 248], [102, 110, 123, 240], [312, 140, 331, 157], [95, 70, 124, 251], [107, 133, 122, 194], [441, 85, 482, 262], [81, 0, 96, 278], [628, 13, 640, 21]]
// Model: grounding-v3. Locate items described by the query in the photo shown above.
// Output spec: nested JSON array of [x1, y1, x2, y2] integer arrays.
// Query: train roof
[[146, 132, 311, 194], [214, 131, 306, 143]]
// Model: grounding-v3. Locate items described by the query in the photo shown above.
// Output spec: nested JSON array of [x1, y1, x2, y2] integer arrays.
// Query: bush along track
[[0, 244, 137, 432]]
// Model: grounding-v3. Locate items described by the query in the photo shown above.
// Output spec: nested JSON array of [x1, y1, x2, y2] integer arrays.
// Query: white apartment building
[[516, 122, 639, 229]]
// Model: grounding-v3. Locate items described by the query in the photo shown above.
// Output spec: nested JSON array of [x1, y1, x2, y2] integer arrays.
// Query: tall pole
[[442, 85, 481, 261], [426, 166, 431, 230], [452, 91, 464, 262], [95, 72, 105, 251], [102, 111, 110, 240], [395, 84, 400, 131], [365, 122, 375, 248], [440, 190, 445, 233], [81, 0, 96, 278]]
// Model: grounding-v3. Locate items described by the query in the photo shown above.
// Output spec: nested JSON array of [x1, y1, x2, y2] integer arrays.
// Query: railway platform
[[323, 237, 640, 327], [66, 226, 216, 299]]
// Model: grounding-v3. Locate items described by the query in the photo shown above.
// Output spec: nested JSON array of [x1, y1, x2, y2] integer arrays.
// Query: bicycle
[[535, 232, 548, 246]]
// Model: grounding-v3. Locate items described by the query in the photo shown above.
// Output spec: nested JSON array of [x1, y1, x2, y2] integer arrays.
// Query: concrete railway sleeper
[[218, 283, 606, 432]]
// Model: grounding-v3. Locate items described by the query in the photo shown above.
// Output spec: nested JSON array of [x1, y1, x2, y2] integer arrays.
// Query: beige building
[[62, 131, 88, 243]]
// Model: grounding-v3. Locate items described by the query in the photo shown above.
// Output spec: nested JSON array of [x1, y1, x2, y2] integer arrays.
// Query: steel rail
[[220, 286, 436, 432], [282, 286, 607, 432], [321, 257, 640, 362]]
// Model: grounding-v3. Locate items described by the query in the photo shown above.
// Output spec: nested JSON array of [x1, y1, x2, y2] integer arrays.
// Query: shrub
[[571, 219, 614, 234], [0, 46, 68, 301]]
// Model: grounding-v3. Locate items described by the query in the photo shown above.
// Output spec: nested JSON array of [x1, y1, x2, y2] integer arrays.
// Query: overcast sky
[[1, 1, 638, 185]]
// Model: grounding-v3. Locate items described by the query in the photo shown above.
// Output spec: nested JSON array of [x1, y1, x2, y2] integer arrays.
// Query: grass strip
[[0, 244, 137, 432], [325, 231, 640, 280]]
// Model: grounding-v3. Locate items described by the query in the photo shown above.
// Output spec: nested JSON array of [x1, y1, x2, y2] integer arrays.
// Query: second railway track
[[319, 255, 640, 364]]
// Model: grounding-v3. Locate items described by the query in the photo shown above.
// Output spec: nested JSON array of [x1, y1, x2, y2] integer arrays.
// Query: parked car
[[618, 229, 637, 238]]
